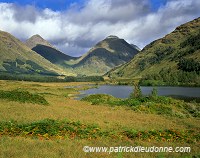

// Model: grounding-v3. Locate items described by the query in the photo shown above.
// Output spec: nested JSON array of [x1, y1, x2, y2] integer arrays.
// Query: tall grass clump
[[0, 89, 48, 105]]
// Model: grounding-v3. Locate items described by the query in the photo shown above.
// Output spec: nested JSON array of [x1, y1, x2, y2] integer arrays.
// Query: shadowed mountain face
[[106, 17, 200, 78], [0, 31, 66, 76], [32, 45, 78, 67], [25, 35, 79, 68], [25, 34, 139, 76]]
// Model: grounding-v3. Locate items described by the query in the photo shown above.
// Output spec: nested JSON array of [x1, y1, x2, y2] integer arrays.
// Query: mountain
[[106, 17, 200, 80], [0, 31, 67, 76], [131, 44, 141, 51], [25, 35, 78, 68], [25, 34, 53, 49], [72, 35, 139, 76], [25, 34, 139, 76]]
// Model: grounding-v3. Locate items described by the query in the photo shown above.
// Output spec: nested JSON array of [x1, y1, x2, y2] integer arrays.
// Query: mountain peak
[[25, 34, 53, 49], [106, 35, 119, 39], [73, 35, 139, 76], [31, 34, 44, 39]]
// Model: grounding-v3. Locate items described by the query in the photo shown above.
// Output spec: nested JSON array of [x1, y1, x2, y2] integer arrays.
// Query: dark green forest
[[0, 72, 104, 82], [140, 68, 200, 86]]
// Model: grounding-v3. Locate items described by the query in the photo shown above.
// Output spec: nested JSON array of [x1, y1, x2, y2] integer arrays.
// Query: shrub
[[0, 119, 199, 143], [129, 82, 142, 98], [81, 94, 199, 118], [0, 89, 48, 105], [151, 87, 158, 98], [81, 94, 121, 105]]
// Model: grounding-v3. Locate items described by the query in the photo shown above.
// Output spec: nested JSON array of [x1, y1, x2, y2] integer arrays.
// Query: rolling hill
[[106, 17, 200, 83], [0, 31, 67, 76]]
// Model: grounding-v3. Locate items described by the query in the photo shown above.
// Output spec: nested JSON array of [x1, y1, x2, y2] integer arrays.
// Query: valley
[[0, 14, 199, 158]]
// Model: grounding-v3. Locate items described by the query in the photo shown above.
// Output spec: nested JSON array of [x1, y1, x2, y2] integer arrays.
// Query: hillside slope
[[106, 18, 200, 81], [0, 31, 67, 75], [73, 35, 139, 76], [25, 35, 78, 68]]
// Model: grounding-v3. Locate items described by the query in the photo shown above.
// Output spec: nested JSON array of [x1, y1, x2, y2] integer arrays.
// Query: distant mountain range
[[106, 17, 200, 79], [1, 17, 199, 79], [24, 34, 139, 76]]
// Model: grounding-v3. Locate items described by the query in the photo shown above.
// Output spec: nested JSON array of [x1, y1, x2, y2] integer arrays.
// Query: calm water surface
[[77, 85, 200, 99]]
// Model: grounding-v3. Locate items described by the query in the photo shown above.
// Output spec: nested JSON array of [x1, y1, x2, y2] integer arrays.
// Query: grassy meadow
[[0, 80, 199, 158]]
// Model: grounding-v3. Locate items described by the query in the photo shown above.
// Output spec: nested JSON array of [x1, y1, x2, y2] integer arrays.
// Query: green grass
[[0, 119, 199, 144], [1, 136, 198, 158], [0, 80, 199, 158], [81, 94, 200, 118], [0, 119, 101, 140], [0, 89, 48, 105]]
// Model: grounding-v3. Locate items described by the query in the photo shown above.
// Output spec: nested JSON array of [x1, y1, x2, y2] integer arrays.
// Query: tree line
[[0, 72, 104, 82]]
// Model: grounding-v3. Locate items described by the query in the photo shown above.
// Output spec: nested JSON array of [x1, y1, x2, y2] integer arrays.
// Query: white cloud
[[0, 0, 199, 56]]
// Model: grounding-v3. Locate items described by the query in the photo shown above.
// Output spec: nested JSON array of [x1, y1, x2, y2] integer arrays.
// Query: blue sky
[[0, 0, 82, 10], [150, 0, 167, 10], [0, 0, 166, 11], [0, 0, 199, 56]]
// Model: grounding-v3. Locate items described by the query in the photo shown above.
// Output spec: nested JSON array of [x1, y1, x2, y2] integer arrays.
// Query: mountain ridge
[[25, 34, 139, 76], [72, 35, 139, 76], [106, 17, 200, 81], [0, 31, 69, 76]]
